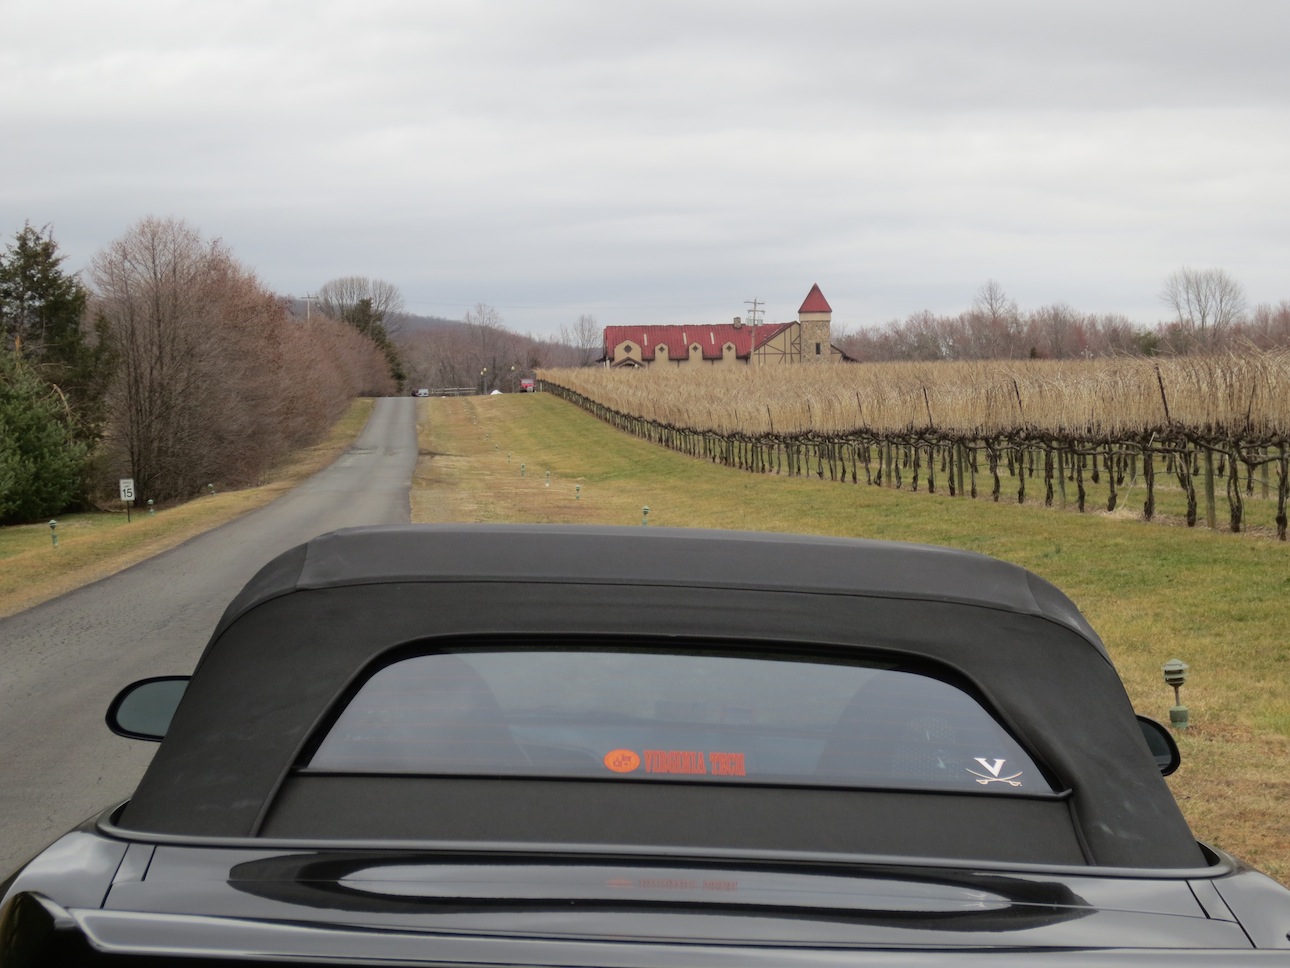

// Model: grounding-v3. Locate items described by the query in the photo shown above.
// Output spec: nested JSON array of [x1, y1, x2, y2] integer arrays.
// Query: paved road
[[0, 397, 419, 874]]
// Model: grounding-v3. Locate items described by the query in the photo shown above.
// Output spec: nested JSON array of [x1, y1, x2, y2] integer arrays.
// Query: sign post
[[119, 478, 135, 522]]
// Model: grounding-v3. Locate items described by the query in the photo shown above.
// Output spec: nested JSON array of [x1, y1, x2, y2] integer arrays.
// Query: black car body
[[3, 524, 1289, 965]]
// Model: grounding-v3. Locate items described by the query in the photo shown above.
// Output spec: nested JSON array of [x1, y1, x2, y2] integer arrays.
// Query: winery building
[[601, 284, 852, 369]]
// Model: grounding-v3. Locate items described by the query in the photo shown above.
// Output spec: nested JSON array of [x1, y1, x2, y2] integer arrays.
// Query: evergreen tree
[[0, 223, 112, 441], [0, 353, 88, 523], [1, 223, 87, 363]]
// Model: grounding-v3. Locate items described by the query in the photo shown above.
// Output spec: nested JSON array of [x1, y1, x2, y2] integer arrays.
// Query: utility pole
[[744, 298, 764, 366]]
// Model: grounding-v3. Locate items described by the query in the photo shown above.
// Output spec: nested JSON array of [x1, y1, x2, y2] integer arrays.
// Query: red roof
[[602, 322, 792, 363], [799, 283, 832, 314]]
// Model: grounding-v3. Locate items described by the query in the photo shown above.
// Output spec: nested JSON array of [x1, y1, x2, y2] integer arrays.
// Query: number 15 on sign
[[119, 478, 135, 521]]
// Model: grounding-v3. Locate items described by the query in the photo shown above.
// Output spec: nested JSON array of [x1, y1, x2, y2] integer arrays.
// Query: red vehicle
[[519, 378, 536, 392]]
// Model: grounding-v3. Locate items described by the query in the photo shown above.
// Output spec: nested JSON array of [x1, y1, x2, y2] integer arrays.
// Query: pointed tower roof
[[799, 283, 832, 314]]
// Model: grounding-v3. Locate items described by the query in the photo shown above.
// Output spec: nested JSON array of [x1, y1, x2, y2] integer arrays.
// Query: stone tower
[[798, 283, 832, 363]]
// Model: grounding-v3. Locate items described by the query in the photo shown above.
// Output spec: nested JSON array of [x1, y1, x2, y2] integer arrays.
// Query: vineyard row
[[539, 379, 1290, 540]]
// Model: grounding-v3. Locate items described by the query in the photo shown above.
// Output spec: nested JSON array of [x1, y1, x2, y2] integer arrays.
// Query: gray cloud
[[3, 0, 1288, 334]]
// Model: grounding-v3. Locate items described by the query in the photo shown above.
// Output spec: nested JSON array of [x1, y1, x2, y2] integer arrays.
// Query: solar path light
[[1162, 658, 1189, 729]]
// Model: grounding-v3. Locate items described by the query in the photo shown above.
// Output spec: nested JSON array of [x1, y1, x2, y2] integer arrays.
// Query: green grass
[[415, 393, 1290, 882]]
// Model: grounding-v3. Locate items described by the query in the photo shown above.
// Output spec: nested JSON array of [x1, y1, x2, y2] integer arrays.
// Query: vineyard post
[[1178, 444, 1198, 527], [1044, 445, 1055, 507], [988, 441, 1001, 502], [1143, 439, 1155, 521], [1075, 449, 1086, 513], [1203, 445, 1218, 530], [1056, 444, 1068, 509], [1105, 444, 1118, 512], [1276, 445, 1288, 540], [956, 441, 966, 498]]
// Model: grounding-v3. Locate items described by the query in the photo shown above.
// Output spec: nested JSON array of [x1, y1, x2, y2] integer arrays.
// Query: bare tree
[[92, 217, 227, 498], [399, 312, 563, 392], [1159, 267, 1246, 349], [461, 304, 524, 392], [1026, 303, 1082, 359], [316, 276, 406, 388], [558, 313, 602, 366], [317, 276, 405, 334], [964, 280, 1022, 359], [92, 218, 394, 501], [1242, 301, 1290, 350]]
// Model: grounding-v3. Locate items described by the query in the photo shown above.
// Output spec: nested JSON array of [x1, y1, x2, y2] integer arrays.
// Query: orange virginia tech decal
[[603, 749, 641, 773]]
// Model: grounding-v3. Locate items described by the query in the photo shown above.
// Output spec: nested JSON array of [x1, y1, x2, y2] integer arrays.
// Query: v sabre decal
[[967, 757, 1024, 787]]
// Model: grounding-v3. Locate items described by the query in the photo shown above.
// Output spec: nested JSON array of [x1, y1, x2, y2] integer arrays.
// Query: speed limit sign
[[119, 478, 136, 502]]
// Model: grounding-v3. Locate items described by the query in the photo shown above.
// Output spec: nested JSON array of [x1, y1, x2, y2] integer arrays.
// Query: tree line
[[1, 218, 395, 522], [839, 275, 1290, 363], [396, 307, 600, 394]]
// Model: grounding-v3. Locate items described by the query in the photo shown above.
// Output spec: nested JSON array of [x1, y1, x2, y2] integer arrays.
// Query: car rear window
[[304, 647, 1051, 795]]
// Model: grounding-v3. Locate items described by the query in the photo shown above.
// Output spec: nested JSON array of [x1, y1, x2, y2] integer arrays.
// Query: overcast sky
[[4, 1, 1288, 336]]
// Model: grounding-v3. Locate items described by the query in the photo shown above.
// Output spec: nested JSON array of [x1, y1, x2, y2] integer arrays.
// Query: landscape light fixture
[[1162, 658, 1189, 729]]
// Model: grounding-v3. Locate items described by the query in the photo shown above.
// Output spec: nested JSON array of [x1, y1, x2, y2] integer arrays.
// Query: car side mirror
[[107, 676, 190, 741], [1137, 715, 1180, 776]]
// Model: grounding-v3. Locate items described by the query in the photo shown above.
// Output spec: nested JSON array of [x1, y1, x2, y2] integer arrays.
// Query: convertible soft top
[[119, 525, 1205, 870], [208, 524, 1109, 653]]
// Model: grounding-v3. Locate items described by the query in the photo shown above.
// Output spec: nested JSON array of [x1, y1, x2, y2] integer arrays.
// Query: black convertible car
[[3, 525, 1289, 965]]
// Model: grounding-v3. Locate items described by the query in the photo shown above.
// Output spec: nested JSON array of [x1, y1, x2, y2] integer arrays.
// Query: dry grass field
[[413, 392, 1289, 884]]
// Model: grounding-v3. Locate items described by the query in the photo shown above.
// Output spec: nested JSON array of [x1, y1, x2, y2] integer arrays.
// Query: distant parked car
[[5, 525, 1290, 963], [414, 388, 430, 397], [519, 378, 536, 392]]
